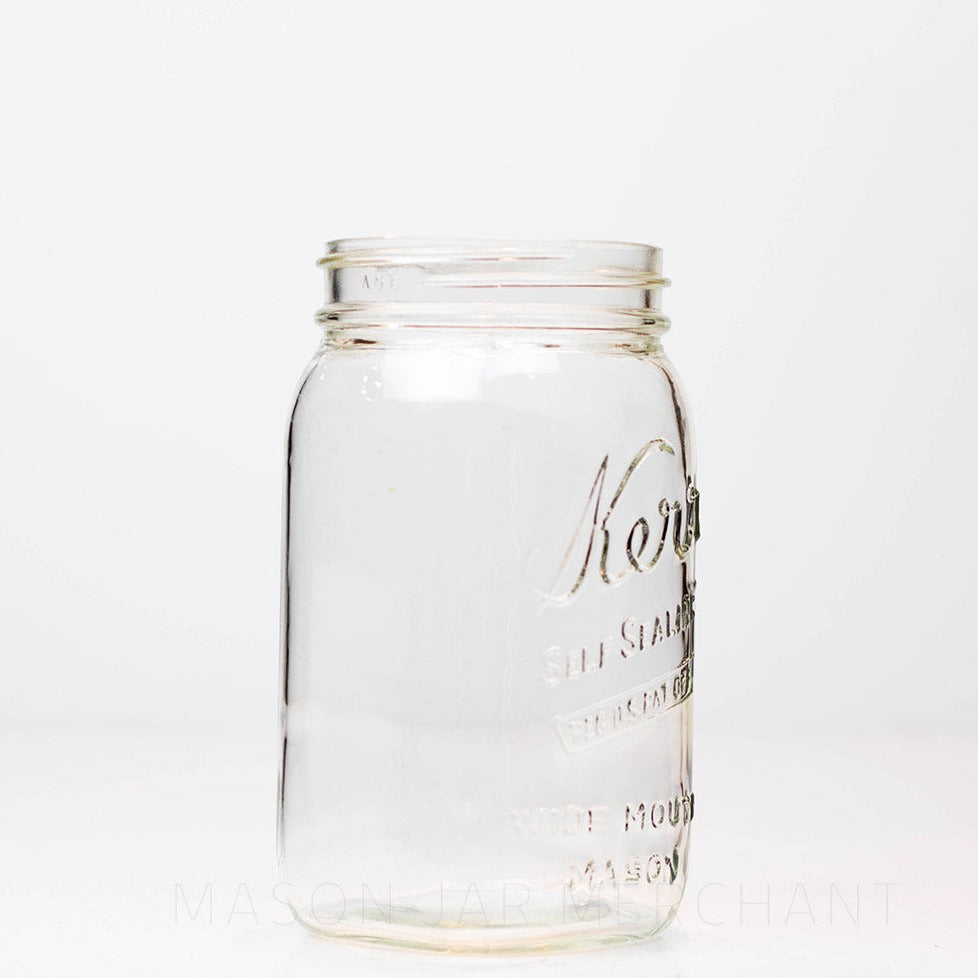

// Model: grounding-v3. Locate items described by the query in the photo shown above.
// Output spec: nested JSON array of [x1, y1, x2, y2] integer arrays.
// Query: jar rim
[[317, 238, 670, 331], [318, 237, 667, 287]]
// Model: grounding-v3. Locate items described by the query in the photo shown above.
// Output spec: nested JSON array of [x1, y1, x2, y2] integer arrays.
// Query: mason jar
[[278, 239, 699, 952]]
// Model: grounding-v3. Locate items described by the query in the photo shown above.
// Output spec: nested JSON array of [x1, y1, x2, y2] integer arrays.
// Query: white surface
[[2, 723, 974, 975]]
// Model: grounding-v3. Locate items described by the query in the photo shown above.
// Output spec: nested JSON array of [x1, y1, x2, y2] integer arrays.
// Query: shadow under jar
[[278, 239, 699, 953]]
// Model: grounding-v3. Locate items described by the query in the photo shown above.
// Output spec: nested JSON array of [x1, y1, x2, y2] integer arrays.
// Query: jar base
[[290, 896, 680, 954]]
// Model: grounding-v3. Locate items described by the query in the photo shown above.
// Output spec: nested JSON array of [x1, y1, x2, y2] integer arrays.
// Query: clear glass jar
[[278, 239, 699, 952]]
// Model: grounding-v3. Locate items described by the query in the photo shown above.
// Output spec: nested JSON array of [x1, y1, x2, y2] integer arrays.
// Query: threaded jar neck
[[316, 238, 670, 332]]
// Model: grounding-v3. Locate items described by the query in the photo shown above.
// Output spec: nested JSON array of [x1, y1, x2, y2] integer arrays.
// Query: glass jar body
[[279, 246, 698, 952]]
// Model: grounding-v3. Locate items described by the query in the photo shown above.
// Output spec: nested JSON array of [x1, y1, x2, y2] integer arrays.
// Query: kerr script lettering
[[548, 439, 700, 602]]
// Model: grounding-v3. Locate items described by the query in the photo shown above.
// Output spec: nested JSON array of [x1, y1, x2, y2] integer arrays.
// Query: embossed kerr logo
[[547, 438, 700, 603]]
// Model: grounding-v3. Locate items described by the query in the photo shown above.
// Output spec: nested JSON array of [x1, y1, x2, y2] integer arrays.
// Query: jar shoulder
[[288, 342, 695, 470]]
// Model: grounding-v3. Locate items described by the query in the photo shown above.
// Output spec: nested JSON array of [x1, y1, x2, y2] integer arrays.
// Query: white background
[[1, 1, 976, 975]]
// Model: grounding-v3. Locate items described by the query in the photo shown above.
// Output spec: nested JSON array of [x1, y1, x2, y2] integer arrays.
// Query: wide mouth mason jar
[[279, 239, 698, 953]]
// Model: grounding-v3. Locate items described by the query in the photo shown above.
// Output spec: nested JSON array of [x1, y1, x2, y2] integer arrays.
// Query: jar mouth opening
[[318, 237, 668, 289], [317, 238, 669, 330]]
